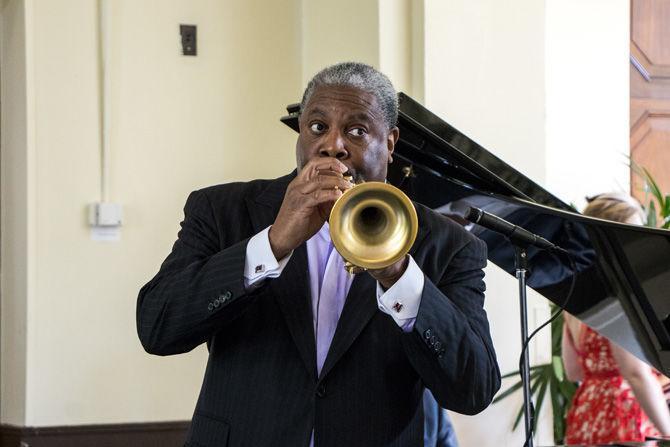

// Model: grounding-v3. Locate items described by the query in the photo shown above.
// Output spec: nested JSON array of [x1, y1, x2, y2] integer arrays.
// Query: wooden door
[[630, 0, 670, 210]]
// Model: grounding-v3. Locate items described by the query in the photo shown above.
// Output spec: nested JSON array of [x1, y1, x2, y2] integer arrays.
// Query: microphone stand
[[464, 206, 565, 446], [514, 245, 534, 447]]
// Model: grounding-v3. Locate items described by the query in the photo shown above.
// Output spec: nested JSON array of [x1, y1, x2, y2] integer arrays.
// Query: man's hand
[[369, 255, 409, 290], [269, 158, 353, 260]]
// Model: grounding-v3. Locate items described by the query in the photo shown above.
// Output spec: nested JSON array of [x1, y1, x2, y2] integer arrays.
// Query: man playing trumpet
[[137, 62, 500, 447]]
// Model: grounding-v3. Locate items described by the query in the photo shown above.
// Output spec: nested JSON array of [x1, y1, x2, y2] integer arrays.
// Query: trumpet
[[329, 177, 418, 274]]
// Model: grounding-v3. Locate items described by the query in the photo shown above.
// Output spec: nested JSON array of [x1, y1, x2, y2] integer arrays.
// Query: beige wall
[[3, 0, 301, 426], [301, 0, 419, 105], [421, 0, 553, 445], [1, 0, 31, 426], [301, 0, 380, 85], [423, 0, 547, 181], [545, 0, 630, 208], [378, 0, 413, 95]]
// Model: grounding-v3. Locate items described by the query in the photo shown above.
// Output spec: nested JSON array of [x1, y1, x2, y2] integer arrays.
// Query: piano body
[[281, 92, 670, 380]]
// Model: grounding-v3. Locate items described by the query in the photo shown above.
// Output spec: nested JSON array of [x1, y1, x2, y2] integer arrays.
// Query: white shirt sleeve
[[244, 226, 293, 289], [376, 255, 424, 332]]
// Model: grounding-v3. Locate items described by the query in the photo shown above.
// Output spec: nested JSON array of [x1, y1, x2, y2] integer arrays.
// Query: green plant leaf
[[500, 366, 544, 379], [552, 356, 565, 382], [557, 378, 577, 401], [629, 157, 644, 176], [551, 310, 564, 354], [512, 373, 546, 430], [643, 167, 664, 204], [494, 369, 542, 403], [550, 376, 565, 443], [493, 380, 524, 404], [501, 370, 522, 379], [533, 377, 550, 432], [512, 404, 524, 431], [647, 200, 657, 228]]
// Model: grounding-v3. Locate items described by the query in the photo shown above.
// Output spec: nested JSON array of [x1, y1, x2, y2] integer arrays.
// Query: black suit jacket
[[137, 172, 500, 447]]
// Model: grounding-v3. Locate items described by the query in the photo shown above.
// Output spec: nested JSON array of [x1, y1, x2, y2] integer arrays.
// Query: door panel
[[630, 0, 670, 210]]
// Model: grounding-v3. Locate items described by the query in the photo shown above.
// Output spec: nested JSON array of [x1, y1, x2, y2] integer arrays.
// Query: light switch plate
[[88, 202, 123, 227]]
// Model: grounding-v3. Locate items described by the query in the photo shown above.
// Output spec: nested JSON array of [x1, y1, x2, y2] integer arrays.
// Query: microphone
[[465, 206, 562, 252]]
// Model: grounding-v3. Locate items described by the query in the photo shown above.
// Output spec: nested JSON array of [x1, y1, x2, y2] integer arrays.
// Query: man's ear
[[387, 127, 400, 163]]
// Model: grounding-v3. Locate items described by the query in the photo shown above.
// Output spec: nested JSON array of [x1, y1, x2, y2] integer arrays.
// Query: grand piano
[[282, 93, 670, 446]]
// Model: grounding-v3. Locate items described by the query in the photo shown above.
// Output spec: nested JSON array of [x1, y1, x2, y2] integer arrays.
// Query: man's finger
[[300, 187, 343, 207], [315, 169, 344, 179], [298, 175, 353, 194], [301, 158, 348, 178], [311, 188, 343, 205]]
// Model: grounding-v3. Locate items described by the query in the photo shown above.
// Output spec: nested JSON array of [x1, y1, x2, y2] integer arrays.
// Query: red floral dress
[[565, 324, 659, 444]]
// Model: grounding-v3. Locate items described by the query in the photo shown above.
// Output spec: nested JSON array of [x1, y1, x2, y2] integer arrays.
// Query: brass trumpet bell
[[329, 182, 418, 272]]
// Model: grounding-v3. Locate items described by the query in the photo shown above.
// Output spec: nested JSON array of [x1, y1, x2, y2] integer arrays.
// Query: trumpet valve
[[344, 261, 366, 275]]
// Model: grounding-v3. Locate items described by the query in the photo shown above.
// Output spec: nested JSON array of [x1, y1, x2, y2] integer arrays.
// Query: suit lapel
[[318, 271, 376, 382], [245, 172, 317, 382], [318, 212, 430, 382], [270, 245, 317, 382]]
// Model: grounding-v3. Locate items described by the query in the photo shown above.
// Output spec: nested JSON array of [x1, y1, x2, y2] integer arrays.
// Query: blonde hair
[[583, 192, 646, 225]]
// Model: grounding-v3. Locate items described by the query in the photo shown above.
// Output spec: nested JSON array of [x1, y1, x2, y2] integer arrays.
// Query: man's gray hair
[[300, 62, 398, 129]]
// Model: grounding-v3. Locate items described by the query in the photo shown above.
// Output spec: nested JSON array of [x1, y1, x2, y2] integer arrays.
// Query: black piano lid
[[281, 93, 670, 375]]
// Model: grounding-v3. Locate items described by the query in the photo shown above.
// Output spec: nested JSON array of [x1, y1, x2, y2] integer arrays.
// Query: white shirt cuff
[[376, 255, 424, 332], [244, 226, 293, 289]]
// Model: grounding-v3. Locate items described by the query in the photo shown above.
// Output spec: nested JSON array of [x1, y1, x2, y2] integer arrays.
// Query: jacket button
[[429, 336, 437, 346], [207, 303, 214, 311], [316, 384, 326, 398], [423, 329, 432, 340], [433, 341, 443, 352], [213, 300, 221, 308], [222, 291, 232, 300]]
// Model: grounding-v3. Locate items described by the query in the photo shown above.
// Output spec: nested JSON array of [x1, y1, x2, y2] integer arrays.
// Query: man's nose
[[319, 131, 348, 159]]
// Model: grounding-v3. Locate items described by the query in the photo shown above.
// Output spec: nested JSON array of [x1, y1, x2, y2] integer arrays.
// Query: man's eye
[[310, 123, 325, 133], [348, 127, 366, 137]]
